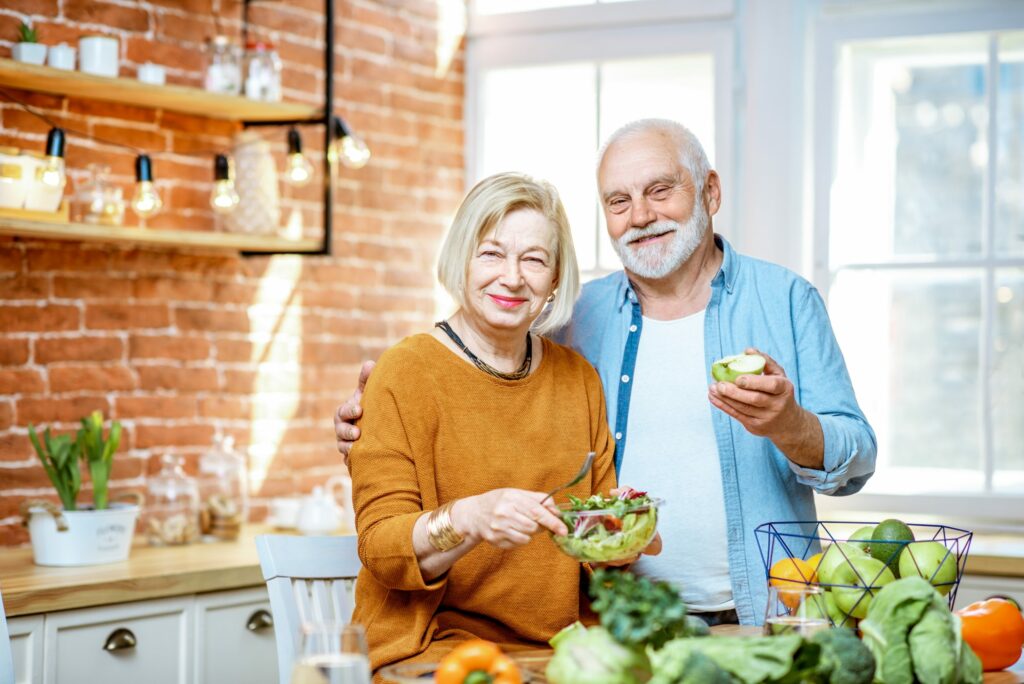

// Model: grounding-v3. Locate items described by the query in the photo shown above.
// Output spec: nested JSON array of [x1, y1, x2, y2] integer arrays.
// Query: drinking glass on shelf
[[290, 622, 371, 684], [763, 584, 830, 636]]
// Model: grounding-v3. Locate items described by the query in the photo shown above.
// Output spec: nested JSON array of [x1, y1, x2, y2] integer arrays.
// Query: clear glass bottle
[[204, 36, 242, 96], [198, 435, 249, 541], [243, 41, 282, 102], [145, 454, 200, 546]]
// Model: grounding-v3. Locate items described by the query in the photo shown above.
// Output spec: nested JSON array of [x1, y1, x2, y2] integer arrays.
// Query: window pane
[[473, 0, 593, 14], [596, 54, 715, 270], [832, 35, 988, 267], [830, 269, 983, 493], [478, 63, 599, 270], [993, 268, 1024, 493], [477, 54, 715, 276], [997, 33, 1024, 256]]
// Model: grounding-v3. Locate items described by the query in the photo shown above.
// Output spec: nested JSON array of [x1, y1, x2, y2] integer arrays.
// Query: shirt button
[[629, 324, 638, 332], [621, 374, 630, 383], [615, 432, 622, 440]]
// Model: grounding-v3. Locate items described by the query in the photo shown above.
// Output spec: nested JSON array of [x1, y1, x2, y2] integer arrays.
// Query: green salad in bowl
[[550, 488, 661, 563]]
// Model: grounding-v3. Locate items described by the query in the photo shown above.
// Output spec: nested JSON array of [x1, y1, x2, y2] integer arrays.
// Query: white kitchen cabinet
[[43, 596, 192, 684], [9, 587, 277, 684], [955, 574, 1024, 609], [193, 587, 276, 684], [8, 615, 43, 684]]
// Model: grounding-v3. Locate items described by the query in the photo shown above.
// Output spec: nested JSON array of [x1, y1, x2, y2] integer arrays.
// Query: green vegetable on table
[[859, 576, 983, 684], [808, 628, 876, 684]]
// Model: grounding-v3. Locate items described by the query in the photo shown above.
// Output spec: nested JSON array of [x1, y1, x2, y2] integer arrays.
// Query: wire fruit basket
[[754, 521, 972, 627]]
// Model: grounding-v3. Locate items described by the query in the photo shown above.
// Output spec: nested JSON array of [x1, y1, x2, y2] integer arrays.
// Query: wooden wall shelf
[[0, 217, 321, 254], [0, 58, 320, 122]]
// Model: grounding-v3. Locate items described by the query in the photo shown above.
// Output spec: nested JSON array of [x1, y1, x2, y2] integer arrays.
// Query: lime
[[869, 518, 915, 571]]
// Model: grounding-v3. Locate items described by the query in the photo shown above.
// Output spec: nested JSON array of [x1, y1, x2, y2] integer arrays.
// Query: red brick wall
[[0, 1, 465, 545]]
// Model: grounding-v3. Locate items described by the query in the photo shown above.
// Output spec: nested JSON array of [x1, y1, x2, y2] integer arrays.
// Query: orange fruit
[[770, 556, 816, 587], [807, 553, 824, 581]]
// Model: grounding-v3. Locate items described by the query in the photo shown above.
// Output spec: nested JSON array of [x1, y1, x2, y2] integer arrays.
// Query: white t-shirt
[[618, 311, 734, 612]]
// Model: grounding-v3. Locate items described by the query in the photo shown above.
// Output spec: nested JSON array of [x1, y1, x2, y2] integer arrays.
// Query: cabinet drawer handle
[[103, 628, 137, 652], [247, 609, 273, 632]]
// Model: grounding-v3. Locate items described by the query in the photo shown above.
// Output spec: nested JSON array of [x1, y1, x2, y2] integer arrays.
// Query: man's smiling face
[[598, 130, 709, 279]]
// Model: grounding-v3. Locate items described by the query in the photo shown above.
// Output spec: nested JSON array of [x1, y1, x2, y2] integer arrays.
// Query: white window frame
[[466, 0, 737, 278], [809, 1, 1024, 524]]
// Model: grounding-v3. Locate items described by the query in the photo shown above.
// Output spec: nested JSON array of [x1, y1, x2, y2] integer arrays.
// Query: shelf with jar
[[0, 56, 319, 123], [0, 2, 365, 257]]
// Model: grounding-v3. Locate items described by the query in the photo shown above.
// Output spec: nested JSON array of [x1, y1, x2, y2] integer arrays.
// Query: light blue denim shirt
[[552, 234, 876, 624]]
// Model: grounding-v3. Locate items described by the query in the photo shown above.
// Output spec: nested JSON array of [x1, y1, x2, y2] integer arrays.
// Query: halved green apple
[[711, 353, 766, 383]]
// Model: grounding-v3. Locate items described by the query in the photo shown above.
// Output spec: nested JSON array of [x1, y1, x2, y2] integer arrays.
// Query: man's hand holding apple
[[708, 347, 825, 470]]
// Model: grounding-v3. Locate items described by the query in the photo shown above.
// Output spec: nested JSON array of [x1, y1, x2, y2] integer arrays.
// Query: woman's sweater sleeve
[[348, 360, 444, 592]]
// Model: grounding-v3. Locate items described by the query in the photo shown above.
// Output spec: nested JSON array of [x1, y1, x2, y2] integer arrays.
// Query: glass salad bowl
[[549, 491, 662, 564]]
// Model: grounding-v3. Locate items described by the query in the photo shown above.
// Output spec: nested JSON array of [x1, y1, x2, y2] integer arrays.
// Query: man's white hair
[[598, 119, 712, 192]]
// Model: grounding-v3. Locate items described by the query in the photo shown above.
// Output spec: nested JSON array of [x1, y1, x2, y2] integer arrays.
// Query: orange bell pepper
[[957, 597, 1024, 671], [435, 640, 522, 684]]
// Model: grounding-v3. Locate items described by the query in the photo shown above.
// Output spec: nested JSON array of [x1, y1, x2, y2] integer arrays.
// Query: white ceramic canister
[[47, 43, 76, 70], [78, 35, 119, 77]]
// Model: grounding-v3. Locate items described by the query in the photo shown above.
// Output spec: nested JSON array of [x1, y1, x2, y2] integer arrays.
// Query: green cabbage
[[544, 626, 650, 684]]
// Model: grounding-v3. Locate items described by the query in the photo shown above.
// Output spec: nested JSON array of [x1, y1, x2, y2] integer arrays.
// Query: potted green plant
[[21, 411, 141, 566], [12, 21, 47, 65]]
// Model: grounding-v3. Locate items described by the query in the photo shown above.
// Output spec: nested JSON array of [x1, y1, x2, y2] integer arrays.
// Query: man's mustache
[[620, 221, 681, 245]]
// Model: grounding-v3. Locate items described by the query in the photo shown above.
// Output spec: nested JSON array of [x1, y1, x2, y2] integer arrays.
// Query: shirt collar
[[711, 233, 738, 294], [615, 232, 737, 310]]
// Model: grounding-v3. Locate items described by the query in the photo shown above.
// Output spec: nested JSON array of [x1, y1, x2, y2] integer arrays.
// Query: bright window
[[824, 30, 1024, 503], [468, 13, 731, 277]]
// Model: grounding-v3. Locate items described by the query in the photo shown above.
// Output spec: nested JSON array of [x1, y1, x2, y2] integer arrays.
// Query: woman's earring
[[546, 292, 556, 303]]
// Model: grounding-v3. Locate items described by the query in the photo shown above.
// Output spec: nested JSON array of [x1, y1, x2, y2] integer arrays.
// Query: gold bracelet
[[427, 501, 464, 552]]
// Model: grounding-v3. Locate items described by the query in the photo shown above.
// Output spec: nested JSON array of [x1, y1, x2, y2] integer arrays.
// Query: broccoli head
[[810, 628, 876, 684]]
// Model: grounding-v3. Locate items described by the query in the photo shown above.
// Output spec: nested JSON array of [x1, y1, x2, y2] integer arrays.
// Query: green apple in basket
[[815, 542, 867, 586], [711, 353, 766, 383], [831, 556, 896, 619], [898, 541, 957, 595], [797, 589, 858, 628]]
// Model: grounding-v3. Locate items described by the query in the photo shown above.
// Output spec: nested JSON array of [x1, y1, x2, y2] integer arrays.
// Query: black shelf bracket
[[239, 0, 335, 257]]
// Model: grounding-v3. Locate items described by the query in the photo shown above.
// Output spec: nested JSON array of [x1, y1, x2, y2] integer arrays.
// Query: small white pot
[[12, 43, 47, 66], [27, 503, 140, 567]]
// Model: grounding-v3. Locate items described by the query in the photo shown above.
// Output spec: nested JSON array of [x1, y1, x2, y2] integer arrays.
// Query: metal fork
[[542, 451, 596, 503]]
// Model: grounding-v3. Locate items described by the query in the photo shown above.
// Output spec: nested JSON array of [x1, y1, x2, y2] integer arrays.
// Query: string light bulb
[[329, 116, 370, 169], [284, 127, 314, 186], [209, 154, 240, 214], [131, 154, 162, 219], [40, 127, 66, 188]]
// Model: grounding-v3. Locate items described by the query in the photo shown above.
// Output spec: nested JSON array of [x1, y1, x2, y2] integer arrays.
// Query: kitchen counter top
[[964, 534, 1024, 578], [0, 525, 284, 617]]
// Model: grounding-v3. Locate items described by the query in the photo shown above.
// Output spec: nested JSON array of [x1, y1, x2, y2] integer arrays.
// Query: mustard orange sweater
[[348, 334, 616, 673]]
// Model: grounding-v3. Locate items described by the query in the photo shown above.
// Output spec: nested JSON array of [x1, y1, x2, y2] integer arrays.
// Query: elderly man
[[335, 119, 876, 625]]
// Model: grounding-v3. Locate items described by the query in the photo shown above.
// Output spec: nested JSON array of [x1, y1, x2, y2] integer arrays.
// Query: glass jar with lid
[[198, 435, 249, 541], [204, 35, 242, 96], [145, 454, 200, 546], [75, 163, 125, 225], [243, 41, 282, 102]]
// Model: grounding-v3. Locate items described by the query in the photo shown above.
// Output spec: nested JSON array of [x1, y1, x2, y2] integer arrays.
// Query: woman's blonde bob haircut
[[437, 172, 580, 335]]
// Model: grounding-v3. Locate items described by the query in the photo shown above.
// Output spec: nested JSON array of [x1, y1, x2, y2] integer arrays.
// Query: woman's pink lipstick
[[488, 294, 527, 309]]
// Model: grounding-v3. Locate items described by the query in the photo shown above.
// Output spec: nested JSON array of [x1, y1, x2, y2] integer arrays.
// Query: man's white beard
[[612, 201, 709, 279]]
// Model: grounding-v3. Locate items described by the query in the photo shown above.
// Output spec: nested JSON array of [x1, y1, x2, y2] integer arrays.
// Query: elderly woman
[[349, 173, 625, 673]]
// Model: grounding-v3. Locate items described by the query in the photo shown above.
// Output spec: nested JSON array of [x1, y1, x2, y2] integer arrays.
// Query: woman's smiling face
[[463, 208, 558, 335]]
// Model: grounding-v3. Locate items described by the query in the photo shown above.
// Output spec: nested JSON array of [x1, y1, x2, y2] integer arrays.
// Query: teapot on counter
[[296, 475, 354, 536]]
